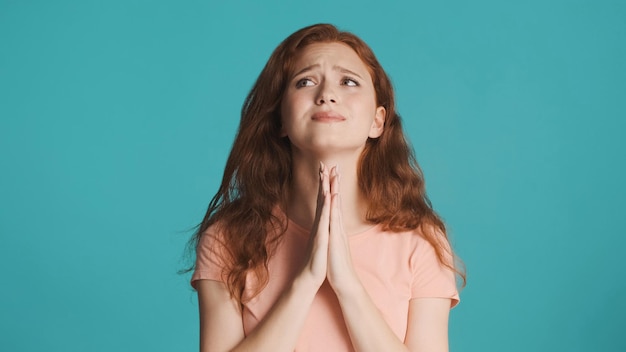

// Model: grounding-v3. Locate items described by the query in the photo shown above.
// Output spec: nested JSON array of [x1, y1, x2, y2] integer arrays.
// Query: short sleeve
[[190, 226, 231, 289], [410, 235, 460, 308]]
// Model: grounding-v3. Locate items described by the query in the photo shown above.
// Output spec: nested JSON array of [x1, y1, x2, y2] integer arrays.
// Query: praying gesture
[[303, 162, 358, 296]]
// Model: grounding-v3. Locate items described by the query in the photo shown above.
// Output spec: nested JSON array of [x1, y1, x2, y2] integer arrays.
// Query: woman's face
[[280, 42, 385, 157]]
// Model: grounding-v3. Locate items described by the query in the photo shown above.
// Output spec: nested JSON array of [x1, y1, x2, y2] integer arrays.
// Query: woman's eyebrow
[[291, 64, 320, 80], [333, 65, 363, 79], [291, 64, 364, 80]]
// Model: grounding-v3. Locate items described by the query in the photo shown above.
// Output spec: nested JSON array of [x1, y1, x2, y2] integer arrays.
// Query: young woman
[[188, 23, 464, 352]]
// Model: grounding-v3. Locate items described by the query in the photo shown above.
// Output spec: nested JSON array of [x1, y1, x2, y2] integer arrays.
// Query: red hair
[[186, 23, 465, 304]]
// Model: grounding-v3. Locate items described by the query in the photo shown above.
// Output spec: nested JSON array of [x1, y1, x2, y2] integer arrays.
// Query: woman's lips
[[311, 111, 346, 122]]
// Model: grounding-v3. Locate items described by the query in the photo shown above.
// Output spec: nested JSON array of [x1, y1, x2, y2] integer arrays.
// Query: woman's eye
[[342, 78, 359, 87], [295, 78, 314, 88]]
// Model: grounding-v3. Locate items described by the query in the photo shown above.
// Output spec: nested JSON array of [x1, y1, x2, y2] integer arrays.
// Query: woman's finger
[[317, 163, 331, 233], [329, 166, 342, 235], [314, 161, 325, 221]]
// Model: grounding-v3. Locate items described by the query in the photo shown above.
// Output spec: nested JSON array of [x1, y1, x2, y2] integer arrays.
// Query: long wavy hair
[[185, 23, 465, 304]]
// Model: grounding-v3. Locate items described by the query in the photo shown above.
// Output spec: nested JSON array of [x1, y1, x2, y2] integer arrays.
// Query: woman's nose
[[316, 83, 337, 105]]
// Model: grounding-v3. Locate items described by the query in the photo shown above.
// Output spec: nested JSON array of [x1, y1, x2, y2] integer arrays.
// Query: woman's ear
[[368, 106, 386, 138]]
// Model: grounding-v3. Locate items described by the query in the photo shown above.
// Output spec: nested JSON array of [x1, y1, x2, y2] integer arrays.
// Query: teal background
[[1, 0, 624, 351]]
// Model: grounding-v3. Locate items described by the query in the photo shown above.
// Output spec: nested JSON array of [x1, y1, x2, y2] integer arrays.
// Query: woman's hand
[[299, 162, 359, 294], [325, 164, 359, 296], [298, 162, 331, 289]]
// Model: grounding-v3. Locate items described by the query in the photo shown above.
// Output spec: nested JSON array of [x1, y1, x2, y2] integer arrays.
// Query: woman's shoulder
[[196, 221, 231, 256], [374, 220, 445, 242]]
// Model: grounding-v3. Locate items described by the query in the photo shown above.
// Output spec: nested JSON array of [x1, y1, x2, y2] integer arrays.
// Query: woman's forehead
[[290, 42, 373, 79]]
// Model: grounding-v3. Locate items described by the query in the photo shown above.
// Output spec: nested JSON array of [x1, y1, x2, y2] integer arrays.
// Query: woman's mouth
[[311, 111, 346, 122]]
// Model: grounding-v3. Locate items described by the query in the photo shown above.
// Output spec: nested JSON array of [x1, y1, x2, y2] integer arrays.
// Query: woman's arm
[[196, 280, 244, 352], [335, 287, 452, 352], [334, 281, 410, 352], [326, 166, 452, 352], [196, 164, 332, 352], [323, 166, 406, 351], [404, 298, 452, 352], [196, 276, 319, 352]]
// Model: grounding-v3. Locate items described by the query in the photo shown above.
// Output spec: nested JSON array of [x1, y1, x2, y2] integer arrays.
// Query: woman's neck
[[286, 151, 372, 235]]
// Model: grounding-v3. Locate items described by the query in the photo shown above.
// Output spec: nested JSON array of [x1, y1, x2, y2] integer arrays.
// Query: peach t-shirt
[[191, 218, 459, 351]]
